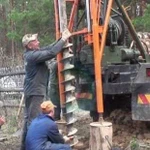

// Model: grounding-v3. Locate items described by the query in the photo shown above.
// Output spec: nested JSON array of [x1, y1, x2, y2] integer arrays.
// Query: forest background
[[0, 0, 149, 65]]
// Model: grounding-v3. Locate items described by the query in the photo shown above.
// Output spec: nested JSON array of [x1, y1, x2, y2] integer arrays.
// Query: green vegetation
[[130, 138, 140, 150], [0, 0, 55, 51], [133, 4, 150, 32], [0, 0, 149, 55]]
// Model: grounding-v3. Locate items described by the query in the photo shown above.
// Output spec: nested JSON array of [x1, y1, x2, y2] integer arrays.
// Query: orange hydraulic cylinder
[[91, 0, 103, 114], [92, 24, 103, 113], [92, 0, 114, 113]]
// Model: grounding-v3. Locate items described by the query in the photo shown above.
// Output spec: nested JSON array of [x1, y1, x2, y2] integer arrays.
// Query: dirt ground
[[0, 109, 150, 150]]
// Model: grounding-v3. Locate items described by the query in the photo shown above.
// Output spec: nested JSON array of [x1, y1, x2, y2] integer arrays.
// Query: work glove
[[61, 29, 72, 41], [63, 135, 74, 142]]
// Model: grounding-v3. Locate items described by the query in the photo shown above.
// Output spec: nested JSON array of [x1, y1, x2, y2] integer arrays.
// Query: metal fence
[[0, 51, 25, 134]]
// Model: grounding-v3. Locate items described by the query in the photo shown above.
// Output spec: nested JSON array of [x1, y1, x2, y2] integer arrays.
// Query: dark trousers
[[20, 95, 44, 150]]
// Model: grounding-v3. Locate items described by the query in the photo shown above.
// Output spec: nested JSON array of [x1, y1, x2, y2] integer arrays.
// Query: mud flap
[[132, 93, 150, 121], [132, 64, 150, 121]]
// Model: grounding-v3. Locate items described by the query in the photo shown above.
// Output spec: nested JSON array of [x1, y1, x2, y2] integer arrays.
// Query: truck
[[53, 0, 150, 143]]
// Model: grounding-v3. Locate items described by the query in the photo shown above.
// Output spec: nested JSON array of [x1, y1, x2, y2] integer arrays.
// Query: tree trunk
[[9, 0, 15, 62], [90, 121, 112, 150]]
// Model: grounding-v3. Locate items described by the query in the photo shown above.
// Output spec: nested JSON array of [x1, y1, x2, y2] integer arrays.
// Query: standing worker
[[25, 101, 72, 150], [21, 29, 72, 150]]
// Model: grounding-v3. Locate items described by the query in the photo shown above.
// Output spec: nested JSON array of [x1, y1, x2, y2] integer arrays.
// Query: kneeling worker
[[25, 101, 72, 150]]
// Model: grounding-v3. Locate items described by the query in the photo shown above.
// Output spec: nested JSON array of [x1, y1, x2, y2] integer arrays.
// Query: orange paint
[[68, 0, 79, 31], [54, 0, 65, 106], [91, 0, 114, 113]]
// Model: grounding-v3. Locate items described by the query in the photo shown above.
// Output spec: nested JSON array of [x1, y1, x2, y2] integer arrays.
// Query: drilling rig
[[54, 0, 150, 146]]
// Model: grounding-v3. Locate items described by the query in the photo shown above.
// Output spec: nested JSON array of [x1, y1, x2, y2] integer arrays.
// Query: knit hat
[[22, 33, 38, 47], [41, 101, 56, 113]]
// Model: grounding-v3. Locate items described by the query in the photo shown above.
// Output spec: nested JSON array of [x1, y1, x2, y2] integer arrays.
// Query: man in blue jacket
[[21, 29, 72, 150], [25, 101, 72, 150]]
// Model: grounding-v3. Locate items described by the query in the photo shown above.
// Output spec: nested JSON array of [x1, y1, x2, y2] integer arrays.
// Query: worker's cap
[[41, 101, 56, 113], [22, 33, 38, 47]]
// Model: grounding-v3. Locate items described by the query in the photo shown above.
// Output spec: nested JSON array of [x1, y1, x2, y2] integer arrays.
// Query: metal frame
[[54, 0, 114, 114]]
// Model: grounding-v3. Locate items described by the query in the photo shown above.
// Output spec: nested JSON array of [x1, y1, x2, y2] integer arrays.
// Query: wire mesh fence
[[0, 50, 25, 134]]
